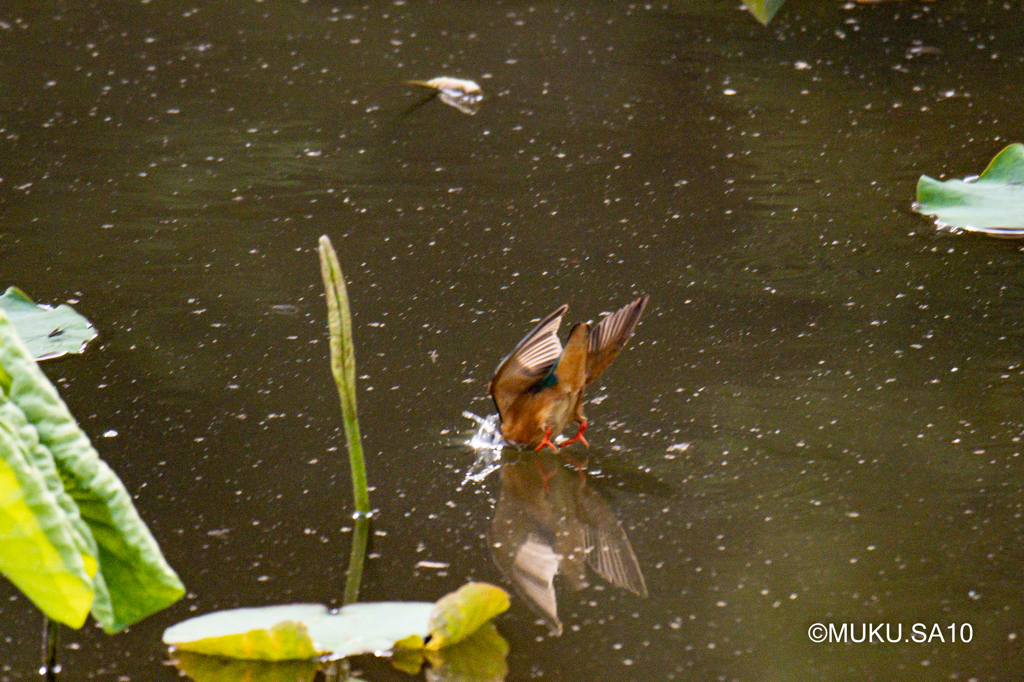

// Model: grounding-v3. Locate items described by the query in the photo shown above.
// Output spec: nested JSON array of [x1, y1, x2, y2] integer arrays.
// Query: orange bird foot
[[559, 421, 589, 449], [534, 428, 559, 452]]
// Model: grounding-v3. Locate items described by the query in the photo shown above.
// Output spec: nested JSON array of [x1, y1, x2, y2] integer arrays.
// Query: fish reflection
[[488, 452, 648, 636], [406, 77, 484, 115]]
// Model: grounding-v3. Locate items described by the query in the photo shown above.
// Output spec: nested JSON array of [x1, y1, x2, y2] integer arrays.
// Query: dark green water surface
[[2, 1, 1023, 680]]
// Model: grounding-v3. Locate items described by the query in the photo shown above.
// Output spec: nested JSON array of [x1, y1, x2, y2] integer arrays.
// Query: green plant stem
[[344, 515, 370, 605], [318, 235, 371, 604], [317, 235, 370, 516], [41, 615, 59, 679]]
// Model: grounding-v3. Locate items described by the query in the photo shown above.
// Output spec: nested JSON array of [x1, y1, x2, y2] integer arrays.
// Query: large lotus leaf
[[915, 143, 1024, 236], [0, 287, 98, 360], [170, 651, 319, 682], [0, 398, 96, 628], [163, 605, 330, 661], [0, 311, 184, 632], [743, 0, 786, 25], [165, 602, 434, 661], [310, 602, 437, 659], [164, 583, 510, 662], [424, 583, 511, 651]]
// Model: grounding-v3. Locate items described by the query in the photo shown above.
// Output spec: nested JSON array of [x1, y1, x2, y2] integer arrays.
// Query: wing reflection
[[488, 452, 647, 636]]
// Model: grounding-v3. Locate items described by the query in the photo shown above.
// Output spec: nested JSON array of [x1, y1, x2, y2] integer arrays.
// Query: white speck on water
[[103, 430, 118, 438], [415, 561, 450, 569]]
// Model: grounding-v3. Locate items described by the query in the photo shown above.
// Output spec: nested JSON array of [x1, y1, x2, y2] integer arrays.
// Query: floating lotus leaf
[[164, 583, 510, 661], [425, 582, 511, 651], [165, 601, 435, 661], [170, 650, 319, 682], [915, 143, 1024, 237], [163, 605, 330, 661], [308, 602, 436, 659], [0, 287, 98, 360]]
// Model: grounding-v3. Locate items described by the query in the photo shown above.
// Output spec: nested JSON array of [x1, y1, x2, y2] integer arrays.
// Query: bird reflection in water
[[487, 451, 648, 636]]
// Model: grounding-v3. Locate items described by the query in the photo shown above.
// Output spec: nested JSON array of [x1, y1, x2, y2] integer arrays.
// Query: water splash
[[462, 411, 506, 484]]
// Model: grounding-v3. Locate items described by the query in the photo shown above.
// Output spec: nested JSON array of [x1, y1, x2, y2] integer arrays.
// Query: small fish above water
[[406, 77, 484, 115]]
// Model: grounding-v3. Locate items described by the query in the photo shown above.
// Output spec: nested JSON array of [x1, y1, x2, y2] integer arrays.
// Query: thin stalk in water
[[41, 615, 59, 680], [344, 515, 370, 605], [318, 235, 371, 602]]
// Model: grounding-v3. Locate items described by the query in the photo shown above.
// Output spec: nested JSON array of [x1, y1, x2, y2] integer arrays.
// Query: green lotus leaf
[[0, 311, 185, 632], [422, 623, 510, 682], [425, 583, 511, 651], [164, 605, 330, 661], [742, 0, 787, 25], [0, 287, 98, 360], [309, 602, 436, 659], [170, 651, 319, 682], [389, 647, 426, 675], [915, 143, 1024, 236], [164, 602, 435, 661], [0, 404, 96, 628], [163, 583, 509, 661]]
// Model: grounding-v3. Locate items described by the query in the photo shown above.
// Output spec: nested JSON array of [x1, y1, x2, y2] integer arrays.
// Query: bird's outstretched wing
[[489, 304, 568, 418], [585, 295, 649, 383]]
